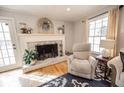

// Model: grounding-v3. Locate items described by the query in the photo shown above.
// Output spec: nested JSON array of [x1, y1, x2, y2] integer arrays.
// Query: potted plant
[[23, 49, 38, 65]]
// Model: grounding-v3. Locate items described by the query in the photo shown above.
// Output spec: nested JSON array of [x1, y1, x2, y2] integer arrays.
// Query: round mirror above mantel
[[37, 17, 54, 34]]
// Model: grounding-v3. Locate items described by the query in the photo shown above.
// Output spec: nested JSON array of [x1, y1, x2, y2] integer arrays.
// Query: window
[[88, 14, 108, 53], [0, 22, 16, 67]]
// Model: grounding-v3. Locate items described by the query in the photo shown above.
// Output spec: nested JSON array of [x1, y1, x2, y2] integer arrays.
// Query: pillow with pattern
[[120, 52, 124, 71]]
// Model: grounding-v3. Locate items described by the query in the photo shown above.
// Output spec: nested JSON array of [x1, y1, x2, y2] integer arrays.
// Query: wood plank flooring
[[27, 61, 68, 76]]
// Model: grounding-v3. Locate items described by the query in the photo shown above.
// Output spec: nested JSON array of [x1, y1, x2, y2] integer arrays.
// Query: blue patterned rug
[[39, 73, 110, 87]]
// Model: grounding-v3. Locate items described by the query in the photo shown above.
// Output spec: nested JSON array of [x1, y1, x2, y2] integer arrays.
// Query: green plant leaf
[[23, 49, 37, 64]]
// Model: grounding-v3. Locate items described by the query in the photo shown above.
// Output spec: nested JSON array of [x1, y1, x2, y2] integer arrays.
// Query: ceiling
[[0, 5, 109, 21]]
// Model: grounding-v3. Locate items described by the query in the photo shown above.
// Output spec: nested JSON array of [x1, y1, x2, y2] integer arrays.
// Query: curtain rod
[[88, 5, 123, 20], [88, 11, 108, 20], [82, 5, 123, 23], [81, 11, 108, 23]]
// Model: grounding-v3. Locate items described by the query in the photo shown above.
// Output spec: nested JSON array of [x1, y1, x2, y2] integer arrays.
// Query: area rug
[[39, 73, 110, 87]]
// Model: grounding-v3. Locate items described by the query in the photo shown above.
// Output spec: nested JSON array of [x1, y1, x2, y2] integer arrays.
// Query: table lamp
[[100, 39, 115, 58]]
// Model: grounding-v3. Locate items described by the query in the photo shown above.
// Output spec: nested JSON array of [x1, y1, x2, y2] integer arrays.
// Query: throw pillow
[[120, 52, 124, 71]]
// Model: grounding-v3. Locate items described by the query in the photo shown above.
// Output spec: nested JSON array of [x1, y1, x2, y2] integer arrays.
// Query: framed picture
[[37, 18, 54, 34]]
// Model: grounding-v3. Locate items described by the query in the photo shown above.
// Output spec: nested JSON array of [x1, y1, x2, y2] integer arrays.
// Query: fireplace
[[27, 40, 63, 61], [35, 44, 58, 60], [19, 34, 66, 73]]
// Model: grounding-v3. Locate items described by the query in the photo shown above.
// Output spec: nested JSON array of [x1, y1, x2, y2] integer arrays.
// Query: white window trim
[[88, 13, 108, 54]]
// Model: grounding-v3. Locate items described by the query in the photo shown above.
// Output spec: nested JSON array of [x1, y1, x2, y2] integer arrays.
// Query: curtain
[[107, 7, 120, 57], [83, 19, 88, 44]]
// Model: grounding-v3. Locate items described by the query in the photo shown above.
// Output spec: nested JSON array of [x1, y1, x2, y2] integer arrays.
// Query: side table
[[95, 55, 112, 81]]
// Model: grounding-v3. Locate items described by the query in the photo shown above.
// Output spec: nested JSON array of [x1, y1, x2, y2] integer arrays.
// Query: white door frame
[[0, 16, 22, 72]]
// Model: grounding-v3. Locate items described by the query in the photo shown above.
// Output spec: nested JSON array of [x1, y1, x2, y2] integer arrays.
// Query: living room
[[0, 4, 124, 88]]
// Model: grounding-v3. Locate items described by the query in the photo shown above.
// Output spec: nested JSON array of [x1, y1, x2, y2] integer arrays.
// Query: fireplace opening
[[35, 44, 58, 60]]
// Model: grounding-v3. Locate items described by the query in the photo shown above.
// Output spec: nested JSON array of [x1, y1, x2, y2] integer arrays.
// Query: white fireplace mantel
[[18, 33, 65, 57], [18, 33, 65, 36], [18, 33, 65, 42]]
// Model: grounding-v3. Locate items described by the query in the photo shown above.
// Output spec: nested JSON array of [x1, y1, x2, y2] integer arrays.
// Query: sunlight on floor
[[0, 69, 59, 87], [0, 69, 22, 87]]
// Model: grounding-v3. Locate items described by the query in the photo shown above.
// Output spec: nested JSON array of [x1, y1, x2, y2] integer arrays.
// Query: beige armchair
[[68, 43, 97, 79], [107, 56, 124, 87]]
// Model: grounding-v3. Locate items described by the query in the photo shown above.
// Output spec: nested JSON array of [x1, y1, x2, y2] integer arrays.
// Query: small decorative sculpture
[[27, 27, 33, 34], [19, 22, 33, 34], [57, 25, 65, 34], [20, 23, 28, 33]]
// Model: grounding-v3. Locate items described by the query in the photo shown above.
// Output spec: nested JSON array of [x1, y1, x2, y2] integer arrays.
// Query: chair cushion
[[73, 44, 90, 52], [120, 72, 124, 82], [73, 52, 89, 60], [70, 59, 91, 74]]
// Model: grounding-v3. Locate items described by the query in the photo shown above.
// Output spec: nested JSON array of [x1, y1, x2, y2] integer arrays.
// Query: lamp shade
[[100, 39, 115, 49]]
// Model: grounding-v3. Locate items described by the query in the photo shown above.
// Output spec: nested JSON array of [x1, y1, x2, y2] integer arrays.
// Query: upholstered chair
[[68, 43, 98, 79], [107, 56, 124, 87]]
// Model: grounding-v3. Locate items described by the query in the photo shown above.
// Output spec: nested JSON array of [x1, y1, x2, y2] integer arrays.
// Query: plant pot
[[30, 60, 36, 65]]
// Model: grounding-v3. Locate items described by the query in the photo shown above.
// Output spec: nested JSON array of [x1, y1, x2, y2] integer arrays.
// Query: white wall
[[0, 9, 65, 34], [64, 20, 87, 52], [117, 7, 124, 52], [0, 9, 73, 52], [64, 22, 74, 52], [0, 9, 39, 33], [73, 20, 86, 45]]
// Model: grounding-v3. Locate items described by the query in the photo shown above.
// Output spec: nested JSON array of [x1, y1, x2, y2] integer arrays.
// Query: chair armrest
[[89, 56, 98, 79], [68, 55, 74, 64], [109, 64, 117, 86], [89, 56, 98, 67], [107, 56, 123, 85]]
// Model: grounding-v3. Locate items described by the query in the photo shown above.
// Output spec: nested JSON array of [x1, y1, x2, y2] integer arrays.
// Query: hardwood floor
[[0, 61, 68, 87], [27, 61, 68, 76]]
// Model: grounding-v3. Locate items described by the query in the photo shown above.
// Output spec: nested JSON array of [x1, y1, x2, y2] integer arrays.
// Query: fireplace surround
[[27, 40, 63, 60], [18, 34, 67, 73]]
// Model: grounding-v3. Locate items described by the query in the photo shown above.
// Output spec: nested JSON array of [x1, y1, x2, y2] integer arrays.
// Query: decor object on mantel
[[37, 18, 54, 34], [19, 22, 33, 34], [100, 39, 115, 58], [23, 49, 38, 65], [57, 25, 65, 34]]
